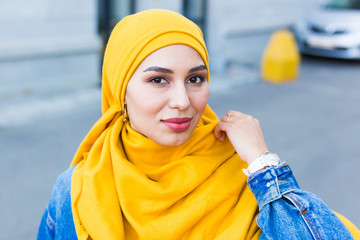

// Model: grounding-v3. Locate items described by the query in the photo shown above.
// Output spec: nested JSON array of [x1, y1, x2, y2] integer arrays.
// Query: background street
[[1, 56, 359, 239]]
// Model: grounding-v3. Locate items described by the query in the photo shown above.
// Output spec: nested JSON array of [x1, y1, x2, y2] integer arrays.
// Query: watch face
[[265, 153, 280, 166], [269, 158, 279, 165]]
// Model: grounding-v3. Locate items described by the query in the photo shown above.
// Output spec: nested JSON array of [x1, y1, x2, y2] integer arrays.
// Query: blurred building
[[0, 0, 101, 100], [0, 0, 314, 100]]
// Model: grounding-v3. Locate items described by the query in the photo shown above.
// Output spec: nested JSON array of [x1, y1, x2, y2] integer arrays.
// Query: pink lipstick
[[161, 117, 192, 132]]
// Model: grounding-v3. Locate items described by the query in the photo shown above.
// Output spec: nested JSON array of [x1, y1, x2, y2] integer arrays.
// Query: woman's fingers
[[214, 111, 235, 141], [214, 110, 268, 164], [214, 121, 228, 141]]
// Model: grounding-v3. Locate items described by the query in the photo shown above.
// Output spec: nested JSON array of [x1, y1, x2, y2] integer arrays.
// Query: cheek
[[191, 89, 209, 113], [127, 90, 164, 118]]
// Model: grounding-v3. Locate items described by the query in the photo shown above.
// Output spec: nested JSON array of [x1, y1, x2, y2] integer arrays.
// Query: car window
[[324, 0, 360, 9]]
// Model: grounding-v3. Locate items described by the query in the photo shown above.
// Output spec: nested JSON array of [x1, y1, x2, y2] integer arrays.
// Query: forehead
[[138, 44, 205, 68]]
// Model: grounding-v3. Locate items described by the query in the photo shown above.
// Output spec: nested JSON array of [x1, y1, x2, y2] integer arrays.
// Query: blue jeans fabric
[[37, 166, 77, 240], [37, 163, 355, 239], [247, 163, 354, 239]]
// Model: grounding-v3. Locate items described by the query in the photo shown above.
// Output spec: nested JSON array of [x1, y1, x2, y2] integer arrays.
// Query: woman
[[37, 9, 360, 239]]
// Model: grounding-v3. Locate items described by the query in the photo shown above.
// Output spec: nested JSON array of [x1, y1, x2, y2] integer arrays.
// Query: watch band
[[242, 152, 281, 176]]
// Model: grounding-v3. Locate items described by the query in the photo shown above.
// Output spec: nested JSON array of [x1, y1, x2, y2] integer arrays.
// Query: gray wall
[[0, 0, 101, 100], [135, 0, 182, 12]]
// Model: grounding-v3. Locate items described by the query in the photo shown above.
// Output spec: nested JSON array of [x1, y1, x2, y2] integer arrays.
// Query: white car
[[294, 0, 360, 59]]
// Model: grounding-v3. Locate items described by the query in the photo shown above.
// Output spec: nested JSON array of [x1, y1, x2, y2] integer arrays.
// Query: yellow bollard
[[261, 29, 300, 84]]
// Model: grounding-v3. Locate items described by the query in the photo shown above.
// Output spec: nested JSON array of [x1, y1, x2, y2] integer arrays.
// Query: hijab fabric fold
[[70, 9, 260, 239]]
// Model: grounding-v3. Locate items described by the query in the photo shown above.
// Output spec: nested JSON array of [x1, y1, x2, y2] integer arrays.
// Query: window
[[183, 0, 207, 39]]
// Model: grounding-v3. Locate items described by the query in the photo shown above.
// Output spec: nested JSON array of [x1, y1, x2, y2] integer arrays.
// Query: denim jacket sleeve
[[37, 166, 77, 240], [247, 162, 355, 240]]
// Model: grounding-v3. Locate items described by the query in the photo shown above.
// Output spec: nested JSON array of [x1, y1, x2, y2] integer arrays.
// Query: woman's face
[[125, 44, 209, 146]]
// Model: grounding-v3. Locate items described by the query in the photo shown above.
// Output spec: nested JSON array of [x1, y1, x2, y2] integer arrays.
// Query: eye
[[187, 76, 204, 84], [149, 77, 168, 84]]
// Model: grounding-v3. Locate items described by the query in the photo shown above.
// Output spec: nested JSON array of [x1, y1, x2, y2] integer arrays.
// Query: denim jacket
[[37, 163, 355, 239]]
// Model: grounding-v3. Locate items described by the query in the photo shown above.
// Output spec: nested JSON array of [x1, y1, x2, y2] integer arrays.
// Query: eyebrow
[[188, 65, 207, 73], [143, 65, 207, 74], [143, 66, 173, 74]]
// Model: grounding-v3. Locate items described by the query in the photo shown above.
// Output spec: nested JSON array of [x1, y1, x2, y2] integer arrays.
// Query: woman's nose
[[168, 84, 190, 110]]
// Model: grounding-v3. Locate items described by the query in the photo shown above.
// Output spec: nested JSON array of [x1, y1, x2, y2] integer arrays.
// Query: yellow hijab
[[70, 9, 260, 239]]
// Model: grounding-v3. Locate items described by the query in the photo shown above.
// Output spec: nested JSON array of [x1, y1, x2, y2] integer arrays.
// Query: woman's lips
[[161, 117, 192, 132]]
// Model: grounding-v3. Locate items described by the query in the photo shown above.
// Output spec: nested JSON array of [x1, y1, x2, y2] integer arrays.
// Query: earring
[[122, 103, 128, 122]]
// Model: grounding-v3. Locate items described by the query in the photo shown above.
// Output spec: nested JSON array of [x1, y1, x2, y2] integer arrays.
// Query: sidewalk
[[0, 87, 101, 127]]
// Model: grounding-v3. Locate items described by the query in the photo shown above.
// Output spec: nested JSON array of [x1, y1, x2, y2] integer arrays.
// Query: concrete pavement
[[1, 56, 359, 239]]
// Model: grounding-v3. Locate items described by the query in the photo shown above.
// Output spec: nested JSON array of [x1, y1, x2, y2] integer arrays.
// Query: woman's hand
[[214, 110, 269, 164]]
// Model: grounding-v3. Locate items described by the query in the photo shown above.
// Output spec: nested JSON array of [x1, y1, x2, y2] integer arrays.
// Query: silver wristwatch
[[242, 152, 281, 177]]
